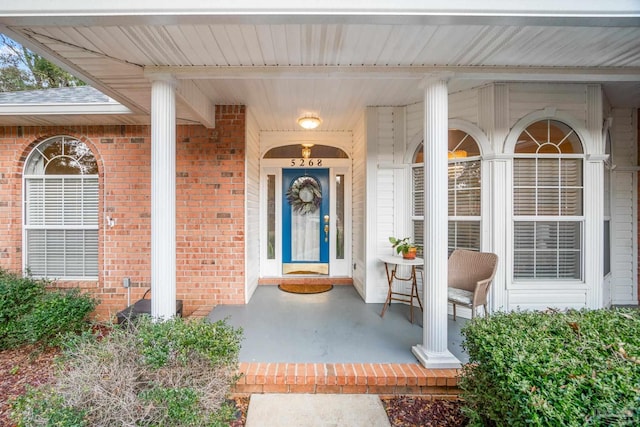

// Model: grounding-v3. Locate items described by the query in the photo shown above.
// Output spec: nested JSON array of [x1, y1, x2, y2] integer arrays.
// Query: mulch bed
[[1, 346, 468, 427], [382, 396, 469, 427], [228, 396, 249, 427], [0, 345, 60, 427]]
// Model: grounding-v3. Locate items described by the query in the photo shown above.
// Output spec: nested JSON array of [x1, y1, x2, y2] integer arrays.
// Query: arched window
[[513, 120, 583, 280], [23, 136, 99, 279], [412, 130, 482, 254]]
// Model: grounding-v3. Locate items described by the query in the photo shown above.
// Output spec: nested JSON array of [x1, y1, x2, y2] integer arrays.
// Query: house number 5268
[[290, 158, 323, 167]]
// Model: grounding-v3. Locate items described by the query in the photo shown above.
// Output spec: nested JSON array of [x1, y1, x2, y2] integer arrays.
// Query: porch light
[[297, 115, 322, 130], [301, 143, 314, 159]]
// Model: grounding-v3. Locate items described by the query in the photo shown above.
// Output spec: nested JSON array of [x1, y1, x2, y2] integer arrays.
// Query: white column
[[412, 78, 461, 368], [585, 85, 605, 309], [150, 76, 177, 320], [585, 156, 605, 308], [485, 157, 509, 311]]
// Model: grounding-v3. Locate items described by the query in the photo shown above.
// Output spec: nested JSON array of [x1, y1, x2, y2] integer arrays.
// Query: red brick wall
[[0, 105, 246, 320]]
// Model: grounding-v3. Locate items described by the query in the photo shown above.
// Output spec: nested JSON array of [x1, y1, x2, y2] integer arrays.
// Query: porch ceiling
[[1, 7, 639, 129]]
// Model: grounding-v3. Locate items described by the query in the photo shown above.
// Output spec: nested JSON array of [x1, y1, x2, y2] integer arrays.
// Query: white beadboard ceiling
[[1, 11, 639, 129]]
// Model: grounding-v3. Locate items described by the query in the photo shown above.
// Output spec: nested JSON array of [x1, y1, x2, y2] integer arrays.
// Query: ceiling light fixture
[[297, 115, 322, 130]]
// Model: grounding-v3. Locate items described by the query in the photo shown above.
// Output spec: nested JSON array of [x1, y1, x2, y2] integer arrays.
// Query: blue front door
[[282, 168, 330, 274]]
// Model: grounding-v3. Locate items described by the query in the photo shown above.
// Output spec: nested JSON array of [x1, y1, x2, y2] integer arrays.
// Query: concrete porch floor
[[207, 285, 467, 396]]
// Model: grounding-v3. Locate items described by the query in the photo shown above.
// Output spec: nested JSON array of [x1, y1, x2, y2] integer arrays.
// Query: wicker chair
[[447, 249, 499, 320]]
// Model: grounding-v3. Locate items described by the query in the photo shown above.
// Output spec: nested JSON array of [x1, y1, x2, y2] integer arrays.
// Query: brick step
[[232, 362, 460, 397], [258, 277, 353, 286]]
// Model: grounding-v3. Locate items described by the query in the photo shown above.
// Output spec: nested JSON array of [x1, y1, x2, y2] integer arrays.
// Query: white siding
[[245, 107, 261, 302], [508, 289, 588, 311], [449, 89, 479, 124], [352, 112, 367, 299], [406, 102, 423, 145], [612, 108, 637, 168], [508, 83, 588, 128], [371, 107, 400, 302], [367, 106, 421, 301], [609, 108, 638, 305], [611, 172, 634, 304]]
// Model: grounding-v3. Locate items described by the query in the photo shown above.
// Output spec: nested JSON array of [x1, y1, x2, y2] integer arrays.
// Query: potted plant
[[389, 236, 421, 259]]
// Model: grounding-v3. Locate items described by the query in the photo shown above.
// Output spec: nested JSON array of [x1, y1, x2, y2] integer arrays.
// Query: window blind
[[25, 176, 99, 279], [513, 157, 583, 280], [412, 157, 481, 256]]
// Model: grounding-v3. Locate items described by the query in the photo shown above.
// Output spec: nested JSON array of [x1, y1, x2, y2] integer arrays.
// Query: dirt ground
[[0, 345, 60, 427], [1, 346, 468, 427]]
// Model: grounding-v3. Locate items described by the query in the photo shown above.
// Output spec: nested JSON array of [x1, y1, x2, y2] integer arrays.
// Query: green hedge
[[460, 309, 640, 426], [0, 268, 97, 349]]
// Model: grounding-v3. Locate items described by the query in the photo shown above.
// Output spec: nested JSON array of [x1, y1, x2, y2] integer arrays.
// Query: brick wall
[[0, 105, 246, 319]]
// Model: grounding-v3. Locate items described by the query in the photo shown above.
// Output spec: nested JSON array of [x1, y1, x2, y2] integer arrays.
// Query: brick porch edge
[[232, 362, 461, 397]]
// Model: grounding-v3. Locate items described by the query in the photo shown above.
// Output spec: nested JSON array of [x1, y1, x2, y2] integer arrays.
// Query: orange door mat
[[278, 284, 333, 294]]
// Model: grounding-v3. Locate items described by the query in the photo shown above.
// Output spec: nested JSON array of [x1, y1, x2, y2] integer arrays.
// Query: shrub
[[12, 317, 243, 426], [136, 314, 242, 368], [460, 308, 640, 426], [0, 268, 46, 322], [0, 269, 97, 349], [12, 387, 86, 427], [19, 289, 98, 345]]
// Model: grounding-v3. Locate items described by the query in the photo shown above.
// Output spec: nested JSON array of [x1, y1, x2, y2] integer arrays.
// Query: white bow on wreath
[[286, 176, 322, 215]]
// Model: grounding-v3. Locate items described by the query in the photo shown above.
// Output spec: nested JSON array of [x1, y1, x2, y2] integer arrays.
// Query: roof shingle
[[0, 86, 113, 104]]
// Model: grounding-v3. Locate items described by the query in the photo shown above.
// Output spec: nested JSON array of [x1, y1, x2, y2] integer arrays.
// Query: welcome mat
[[278, 284, 333, 294]]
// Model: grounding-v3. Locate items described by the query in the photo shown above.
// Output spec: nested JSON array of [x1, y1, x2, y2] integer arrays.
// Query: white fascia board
[[2, 0, 640, 15], [1, 1, 638, 26], [0, 103, 132, 116], [149, 65, 640, 83]]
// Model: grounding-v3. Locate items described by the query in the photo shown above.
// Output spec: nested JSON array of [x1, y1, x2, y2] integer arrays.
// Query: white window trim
[[509, 118, 587, 287], [22, 137, 99, 281]]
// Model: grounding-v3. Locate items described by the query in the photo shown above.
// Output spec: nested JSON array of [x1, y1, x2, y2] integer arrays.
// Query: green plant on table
[[388, 236, 420, 256]]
